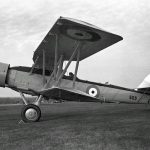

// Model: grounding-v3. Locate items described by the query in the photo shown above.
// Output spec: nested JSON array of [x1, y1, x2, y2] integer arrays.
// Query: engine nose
[[0, 62, 10, 87]]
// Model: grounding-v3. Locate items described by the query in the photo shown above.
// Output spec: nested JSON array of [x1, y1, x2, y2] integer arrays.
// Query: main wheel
[[21, 104, 41, 123]]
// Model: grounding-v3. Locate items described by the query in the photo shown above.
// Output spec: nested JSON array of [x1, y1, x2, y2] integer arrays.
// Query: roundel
[[66, 29, 93, 41], [59, 25, 101, 42], [86, 85, 100, 98]]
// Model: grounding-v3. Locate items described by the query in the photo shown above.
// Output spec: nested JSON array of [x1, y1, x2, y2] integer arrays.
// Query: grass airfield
[[0, 102, 150, 150]]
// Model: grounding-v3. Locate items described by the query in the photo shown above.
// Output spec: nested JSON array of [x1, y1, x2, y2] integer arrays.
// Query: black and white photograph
[[0, 0, 150, 149]]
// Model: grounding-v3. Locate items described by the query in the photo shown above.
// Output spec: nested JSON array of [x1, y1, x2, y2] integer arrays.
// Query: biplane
[[0, 17, 150, 122]]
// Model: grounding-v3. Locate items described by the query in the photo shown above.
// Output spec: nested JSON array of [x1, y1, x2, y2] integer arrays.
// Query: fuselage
[[4, 66, 150, 104]]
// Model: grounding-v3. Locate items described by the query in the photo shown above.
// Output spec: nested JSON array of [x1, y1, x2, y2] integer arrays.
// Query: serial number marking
[[129, 95, 137, 100]]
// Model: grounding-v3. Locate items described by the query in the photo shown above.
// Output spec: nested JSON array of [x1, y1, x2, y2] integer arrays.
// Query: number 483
[[129, 95, 137, 100]]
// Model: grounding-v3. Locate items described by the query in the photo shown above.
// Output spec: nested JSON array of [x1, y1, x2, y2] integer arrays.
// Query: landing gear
[[21, 104, 41, 123], [18, 91, 43, 123]]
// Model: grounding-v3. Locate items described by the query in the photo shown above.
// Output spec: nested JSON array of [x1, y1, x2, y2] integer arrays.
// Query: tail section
[[138, 74, 150, 89], [136, 74, 150, 94]]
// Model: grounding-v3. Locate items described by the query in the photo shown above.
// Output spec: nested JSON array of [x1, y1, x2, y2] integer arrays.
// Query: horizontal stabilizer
[[136, 87, 150, 94]]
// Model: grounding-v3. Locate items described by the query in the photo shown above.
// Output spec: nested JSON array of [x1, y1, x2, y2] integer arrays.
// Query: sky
[[0, 0, 150, 96]]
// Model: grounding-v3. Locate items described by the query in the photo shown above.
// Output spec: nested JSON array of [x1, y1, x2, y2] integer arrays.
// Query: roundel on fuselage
[[86, 85, 100, 98]]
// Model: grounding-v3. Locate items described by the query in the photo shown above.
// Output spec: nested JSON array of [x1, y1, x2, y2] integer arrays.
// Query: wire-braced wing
[[33, 17, 123, 70], [37, 87, 102, 102]]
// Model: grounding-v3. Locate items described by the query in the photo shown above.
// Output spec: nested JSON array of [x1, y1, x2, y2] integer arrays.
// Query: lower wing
[[32, 87, 102, 102]]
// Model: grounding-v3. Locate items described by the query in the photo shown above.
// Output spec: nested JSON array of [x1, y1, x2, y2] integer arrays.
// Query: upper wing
[[33, 87, 102, 102], [33, 16, 123, 70]]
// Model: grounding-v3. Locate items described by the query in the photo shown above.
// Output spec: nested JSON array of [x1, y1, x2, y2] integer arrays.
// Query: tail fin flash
[[136, 74, 150, 94], [138, 74, 150, 89]]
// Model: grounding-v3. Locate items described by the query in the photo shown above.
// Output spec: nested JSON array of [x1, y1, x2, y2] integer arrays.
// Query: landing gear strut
[[21, 104, 41, 123], [19, 91, 43, 123]]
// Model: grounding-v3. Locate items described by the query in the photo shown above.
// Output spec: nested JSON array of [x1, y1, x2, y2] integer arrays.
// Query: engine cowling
[[0, 62, 10, 87]]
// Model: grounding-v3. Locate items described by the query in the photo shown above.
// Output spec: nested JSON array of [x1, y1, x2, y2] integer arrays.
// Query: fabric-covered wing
[[38, 87, 102, 102], [33, 16, 123, 70]]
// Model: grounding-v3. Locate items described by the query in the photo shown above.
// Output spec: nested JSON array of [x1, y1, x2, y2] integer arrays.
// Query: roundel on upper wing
[[59, 25, 101, 42], [66, 29, 93, 41], [86, 85, 100, 98]]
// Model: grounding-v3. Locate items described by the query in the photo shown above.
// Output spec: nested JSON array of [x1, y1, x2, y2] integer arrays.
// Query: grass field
[[0, 97, 36, 104], [0, 102, 150, 150]]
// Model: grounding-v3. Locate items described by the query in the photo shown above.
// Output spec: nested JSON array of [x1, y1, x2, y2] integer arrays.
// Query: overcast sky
[[0, 0, 150, 96]]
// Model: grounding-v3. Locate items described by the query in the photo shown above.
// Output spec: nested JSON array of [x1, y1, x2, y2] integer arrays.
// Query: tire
[[21, 104, 41, 123]]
